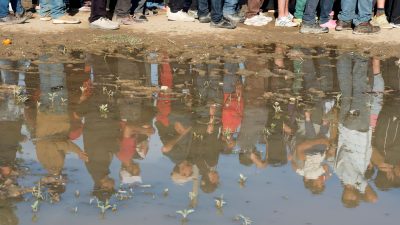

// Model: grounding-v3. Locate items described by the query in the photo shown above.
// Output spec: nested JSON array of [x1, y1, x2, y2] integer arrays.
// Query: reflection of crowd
[[1, 47, 400, 220]]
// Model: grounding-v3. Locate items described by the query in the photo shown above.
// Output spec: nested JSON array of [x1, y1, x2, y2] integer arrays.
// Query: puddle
[[1, 45, 400, 225]]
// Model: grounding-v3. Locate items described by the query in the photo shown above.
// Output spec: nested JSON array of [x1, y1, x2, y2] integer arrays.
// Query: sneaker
[[40, 16, 52, 21], [199, 13, 211, 23], [116, 16, 135, 25], [133, 14, 148, 23], [353, 22, 380, 34], [300, 23, 329, 34], [26, 7, 36, 13], [244, 15, 269, 26], [257, 14, 273, 23], [287, 13, 294, 21], [79, 1, 91, 12], [275, 17, 297, 27], [168, 10, 195, 22], [390, 23, 400, 28], [210, 18, 236, 29], [371, 14, 393, 29], [0, 14, 29, 24], [188, 10, 198, 19], [335, 20, 352, 31], [90, 17, 119, 30], [16, 11, 33, 20], [53, 15, 81, 24], [293, 18, 302, 26], [224, 14, 243, 23], [320, 19, 336, 29]]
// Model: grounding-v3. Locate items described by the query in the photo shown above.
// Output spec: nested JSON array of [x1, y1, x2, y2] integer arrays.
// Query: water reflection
[[0, 46, 400, 224]]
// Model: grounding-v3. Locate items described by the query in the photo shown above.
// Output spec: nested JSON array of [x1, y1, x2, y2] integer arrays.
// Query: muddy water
[[1, 45, 400, 225]]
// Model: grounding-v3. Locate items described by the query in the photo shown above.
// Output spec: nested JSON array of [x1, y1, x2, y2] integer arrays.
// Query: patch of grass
[[96, 34, 143, 46]]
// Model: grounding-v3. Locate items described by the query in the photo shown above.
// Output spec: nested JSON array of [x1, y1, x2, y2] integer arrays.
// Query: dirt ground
[[1, 10, 400, 61]]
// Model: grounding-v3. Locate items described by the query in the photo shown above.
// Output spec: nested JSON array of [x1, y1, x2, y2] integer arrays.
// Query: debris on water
[[2, 38, 12, 46], [234, 214, 253, 225]]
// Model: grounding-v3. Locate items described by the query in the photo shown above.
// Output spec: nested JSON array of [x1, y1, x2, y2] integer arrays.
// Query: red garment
[[117, 137, 137, 164], [222, 93, 244, 133]]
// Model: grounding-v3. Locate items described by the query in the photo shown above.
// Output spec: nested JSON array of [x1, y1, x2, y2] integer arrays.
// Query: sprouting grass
[[95, 35, 143, 46]]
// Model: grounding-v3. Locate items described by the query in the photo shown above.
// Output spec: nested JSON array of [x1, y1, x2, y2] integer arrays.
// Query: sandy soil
[[1, 11, 400, 60]]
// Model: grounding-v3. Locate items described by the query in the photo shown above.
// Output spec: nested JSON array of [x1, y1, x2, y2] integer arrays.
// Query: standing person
[[223, 0, 242, 23], [244, 0, 272, 26], [168, 0, 195, 21], [39, 0, 81, 23], [371, 0, 392, 28], [0, 0, 30, 24], [210, 0, 236, 28], [89, 0, 120, 29], [299, 0, 334, 33], [275, 0, 297, 27], [198, 0, 211, 22], [114, 0, 148, 25], [386, 0, 400, 27], [335, 0, 380, 34]]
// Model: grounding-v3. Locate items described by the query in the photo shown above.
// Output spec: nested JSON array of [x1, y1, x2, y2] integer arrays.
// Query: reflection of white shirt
[[335, 124, 372, 193], [296, 153, 326, 180]]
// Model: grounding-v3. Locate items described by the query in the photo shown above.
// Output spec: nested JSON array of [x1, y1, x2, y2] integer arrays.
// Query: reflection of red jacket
[[117, 121, 137, 164], [222, 93, 244, 133], [156, 59, 173, 127]]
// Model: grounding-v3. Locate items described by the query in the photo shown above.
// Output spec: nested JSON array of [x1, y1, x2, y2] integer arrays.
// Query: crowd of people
[[0, 0, 399, 33]]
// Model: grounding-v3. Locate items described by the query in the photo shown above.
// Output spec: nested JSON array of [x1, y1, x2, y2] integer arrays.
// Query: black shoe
[[16, 10, 33, 20], [300, 23, 329, 34], [133, 15, 148, 23], [199, 13, 211, 23], [0, 14, 29, 24], [353, 22, 380, 34], [335, 20, 352, 31], [210, 18, 236, 29], [26, 7, 36, 13], [223, 14, 243, 23]]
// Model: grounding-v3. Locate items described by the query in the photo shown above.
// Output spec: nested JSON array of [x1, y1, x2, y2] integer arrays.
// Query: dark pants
[[246, 0, 264, 18], [198, 0, 210, 16], [169, 0, 185, 12], [89, 0, 107, 22], [387, 0, 400, 24], [303, 0, 334, 24], [115, 0, 146, 16], [184, 0, 198, 11], [210, 0, 223, 22]]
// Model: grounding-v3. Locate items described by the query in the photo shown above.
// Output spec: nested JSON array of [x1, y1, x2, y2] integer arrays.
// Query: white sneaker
[[244, 16, 269, 26], [53, 15, 81, 24], [168, 10, 195, 22], [90, 17, 119, 30], [256, 14, 273, 23], [287, 13, 294, 21], [275, 17, 298, 27]]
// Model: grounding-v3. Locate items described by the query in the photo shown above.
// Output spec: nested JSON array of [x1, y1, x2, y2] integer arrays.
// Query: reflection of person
[[334, 54, 384, 207], [0, 200, 18, 225]]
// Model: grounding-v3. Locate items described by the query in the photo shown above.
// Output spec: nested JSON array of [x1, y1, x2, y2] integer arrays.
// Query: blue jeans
[[0, 0, 23, 17], [338, 0, 373, 25], [210, 0, 223, 23], [198, 0, 209, 17], [303, 0, 334, 25], [223, 0, 238, 16], [39, 0, 66, 19], [9, 0, 24, 15]]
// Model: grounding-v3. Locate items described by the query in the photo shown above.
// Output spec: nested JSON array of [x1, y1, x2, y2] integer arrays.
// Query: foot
[[116, 16, 135, 25], [198, 13, 211, 23], [53, 15, 81, 24], [79, 1, 91, 12], [244, 15, 270, 26], [300, 23, 329, 34], [257, 13, 273, 23], [275, 17, 298, 27], [90, 17, 119, 30], [371, 14, 393, 29], [40, 15, 52, 21], [293, 18, 302, 26], [353, 22, 380, 35], [224, 14, 244, 24], [188, 10, 198, 19], [335, 20, 352, 31], [210, 18, 236, 29], [0, 14, 29, 25], [168, 10, 195, 22], [16, 10, 33, 20], [133, 14, 148, 23], [320, 19, 336, 29]]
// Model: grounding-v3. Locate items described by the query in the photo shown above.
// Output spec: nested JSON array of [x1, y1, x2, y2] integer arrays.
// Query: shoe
[[224, 14, 243, 23], [286, 13, 294, 21], [335, 20, 352, 31], [293, 18, 302, 26], [391, 23, 400, 28], [353, 22, 380, 34], [300, 23, 329, 34], [116, 16, 135, 25], [90, 17, 119, 30], [133, 14, 148, 23], [320, 19, 336, 29], [40, 16, 52, 21], [0, 14, 29, 24], [53, 15, 81, 24], [79, 1, 91, 12], [257, 14, 273, 23], [275, 17, 297, 27], [145, 9, 158, 16], [188, 10, 198, 19], [199, 13, 211, 23], [26, 7, 36, 13], [244, 15, 269, 26], [168, 10, 195, 22], [16, 10, 33, 20], [210, 18, 236, 29], [371, 14, 393, 29]]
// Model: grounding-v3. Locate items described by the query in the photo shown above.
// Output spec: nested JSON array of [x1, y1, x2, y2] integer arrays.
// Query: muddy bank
[[1, 12, 400, 61]]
